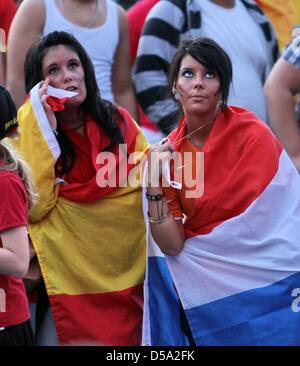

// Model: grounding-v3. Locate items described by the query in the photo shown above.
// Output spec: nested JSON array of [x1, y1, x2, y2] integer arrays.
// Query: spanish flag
[[13, 84, 149, 345]]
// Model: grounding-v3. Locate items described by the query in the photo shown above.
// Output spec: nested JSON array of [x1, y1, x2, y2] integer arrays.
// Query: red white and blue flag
[[143, 107, 300, 346]]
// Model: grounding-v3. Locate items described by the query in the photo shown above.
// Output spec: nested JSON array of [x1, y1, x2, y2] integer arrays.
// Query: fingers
[[150, 140, 175, 154], [39, 77, 50, 98], [40, 94, 51, 112], [39, 78, 57, 130], [39, 77, 52, 111], [147, 141, 176, 184]]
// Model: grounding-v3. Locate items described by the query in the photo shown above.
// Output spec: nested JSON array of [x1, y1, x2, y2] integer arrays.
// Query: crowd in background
[[1, 0, 300, 346]]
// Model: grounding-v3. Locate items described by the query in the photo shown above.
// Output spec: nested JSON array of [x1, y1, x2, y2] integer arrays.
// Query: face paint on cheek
[[213, 86, 221, 97], [177, 87, 186, 97]]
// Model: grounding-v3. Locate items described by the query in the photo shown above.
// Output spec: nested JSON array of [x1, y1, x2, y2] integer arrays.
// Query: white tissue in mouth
[[46, 85, 78, 98]]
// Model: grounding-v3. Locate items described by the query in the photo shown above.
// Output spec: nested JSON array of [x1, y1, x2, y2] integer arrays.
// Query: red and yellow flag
[[13, 85, 149, 345]]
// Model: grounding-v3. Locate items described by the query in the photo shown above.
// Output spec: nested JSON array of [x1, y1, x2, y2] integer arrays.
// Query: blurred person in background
[[127, 0, 161, 144], [0, 0, 17, 85], [133, 0, 279, 137], [256, 0, 294, 49], [264, 28, 300, 171], [6, 0, 139, 122], [0, 85, 36, 346]]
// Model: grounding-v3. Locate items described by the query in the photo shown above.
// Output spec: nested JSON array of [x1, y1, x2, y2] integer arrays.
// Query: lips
[[66, 86, 78, 92], [190, 94, 207, 98], [189, 95, 207, 101]]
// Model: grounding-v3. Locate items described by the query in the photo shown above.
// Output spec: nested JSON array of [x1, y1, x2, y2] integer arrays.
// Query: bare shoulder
[[15, 0, 45, 25], [115, 3, 128, 27]]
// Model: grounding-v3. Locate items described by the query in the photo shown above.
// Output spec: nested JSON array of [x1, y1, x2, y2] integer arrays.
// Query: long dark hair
[[24, 31, 125, 175]]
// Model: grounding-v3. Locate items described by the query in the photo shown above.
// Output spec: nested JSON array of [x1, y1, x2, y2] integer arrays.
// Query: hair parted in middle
[[24, 31, 125, 175], [168, 37, 233, 109]]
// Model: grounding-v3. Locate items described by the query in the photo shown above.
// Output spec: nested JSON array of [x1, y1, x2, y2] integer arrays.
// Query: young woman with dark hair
[[14, 31, 148, 346], [144, 37, 300, 346]]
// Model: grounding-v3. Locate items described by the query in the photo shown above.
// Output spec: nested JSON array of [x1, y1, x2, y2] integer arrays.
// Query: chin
[[65, 96, 85, 108], [190, 107, 209, 114]]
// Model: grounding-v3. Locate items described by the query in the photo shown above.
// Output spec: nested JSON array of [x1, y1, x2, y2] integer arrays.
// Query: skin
[[6, 0, 139, 121], [147, 55, 222, 256], [39, 45, 87, 133], [0, 54, 4, 85], [0, 226, 30, 277], [174, 55, 220, 147], [264, 58, 300, 171]]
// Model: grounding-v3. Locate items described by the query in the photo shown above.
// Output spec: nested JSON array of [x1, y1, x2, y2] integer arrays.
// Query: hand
[[39, 77, 57, 131], [147, 140, 175, 187]]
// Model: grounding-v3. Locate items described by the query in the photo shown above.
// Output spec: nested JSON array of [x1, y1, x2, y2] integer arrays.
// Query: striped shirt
[[133, 0, 279, 134], [283, 35, 300, 68]]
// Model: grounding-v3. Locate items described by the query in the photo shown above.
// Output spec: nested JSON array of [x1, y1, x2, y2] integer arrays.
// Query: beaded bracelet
[[147, 211, 171, 224], [146, 192, 164, 201]]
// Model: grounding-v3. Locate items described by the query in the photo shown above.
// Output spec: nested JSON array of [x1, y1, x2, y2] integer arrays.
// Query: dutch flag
[[143, 107, 300, 346]]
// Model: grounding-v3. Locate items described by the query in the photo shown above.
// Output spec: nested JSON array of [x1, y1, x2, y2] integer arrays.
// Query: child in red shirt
[[0, 85, 36, 346]]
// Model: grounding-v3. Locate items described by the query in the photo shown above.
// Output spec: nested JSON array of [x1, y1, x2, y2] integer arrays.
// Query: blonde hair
[[0, 141, 38, 209]]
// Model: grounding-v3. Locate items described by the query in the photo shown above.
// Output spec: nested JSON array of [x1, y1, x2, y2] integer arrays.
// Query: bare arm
[[264, 58, 300, 170], [112, 6, 139, 122], [146, 143, 185, 256], [6, 0, 45, 108], [0, 53, 4, 85], [0, 226, 30, 278]]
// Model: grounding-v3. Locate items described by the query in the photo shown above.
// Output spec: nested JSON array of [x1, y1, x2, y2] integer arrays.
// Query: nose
[[62, 68, 73, 82], [193, 76, 205, 89]]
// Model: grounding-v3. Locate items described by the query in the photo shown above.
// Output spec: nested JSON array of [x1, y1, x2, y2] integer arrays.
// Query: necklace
[[172, 117, 216, 149], [60, 0, 99, 28]]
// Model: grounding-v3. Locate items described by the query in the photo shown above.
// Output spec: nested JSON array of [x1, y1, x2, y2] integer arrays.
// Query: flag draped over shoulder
[[143, 106, 300, 346], [14, 84, 149, 346]]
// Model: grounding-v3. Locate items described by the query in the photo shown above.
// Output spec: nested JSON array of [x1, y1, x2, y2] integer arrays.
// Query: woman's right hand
[[39, 77, 57, 131]]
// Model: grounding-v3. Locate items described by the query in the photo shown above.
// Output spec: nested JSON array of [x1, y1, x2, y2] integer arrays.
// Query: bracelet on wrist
[[146, 192, 164, 201], [147, 211, 170, 224]]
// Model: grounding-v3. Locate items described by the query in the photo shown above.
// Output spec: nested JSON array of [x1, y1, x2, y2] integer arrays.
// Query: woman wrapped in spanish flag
[[12, 31, 148, 346]]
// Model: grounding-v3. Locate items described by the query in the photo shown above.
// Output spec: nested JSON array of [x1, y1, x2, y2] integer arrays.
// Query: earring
[[172, 88, 179, 100]]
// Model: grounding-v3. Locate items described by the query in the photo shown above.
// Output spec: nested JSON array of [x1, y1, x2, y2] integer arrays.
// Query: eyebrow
[[180, 66, 194, 71], [43, 58, 80, 72]]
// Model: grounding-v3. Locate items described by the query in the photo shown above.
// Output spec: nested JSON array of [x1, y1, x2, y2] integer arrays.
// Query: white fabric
[[166, 151, 300, 309], [30, 84, 61, 162], [198, 0, 269, 122], [46, 85, 78, 99], [43, 0, 119, 102]]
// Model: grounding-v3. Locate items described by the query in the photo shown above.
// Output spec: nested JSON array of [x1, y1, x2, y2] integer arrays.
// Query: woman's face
[[41, 45, 87, 108], [175, 54, 221, 117]]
